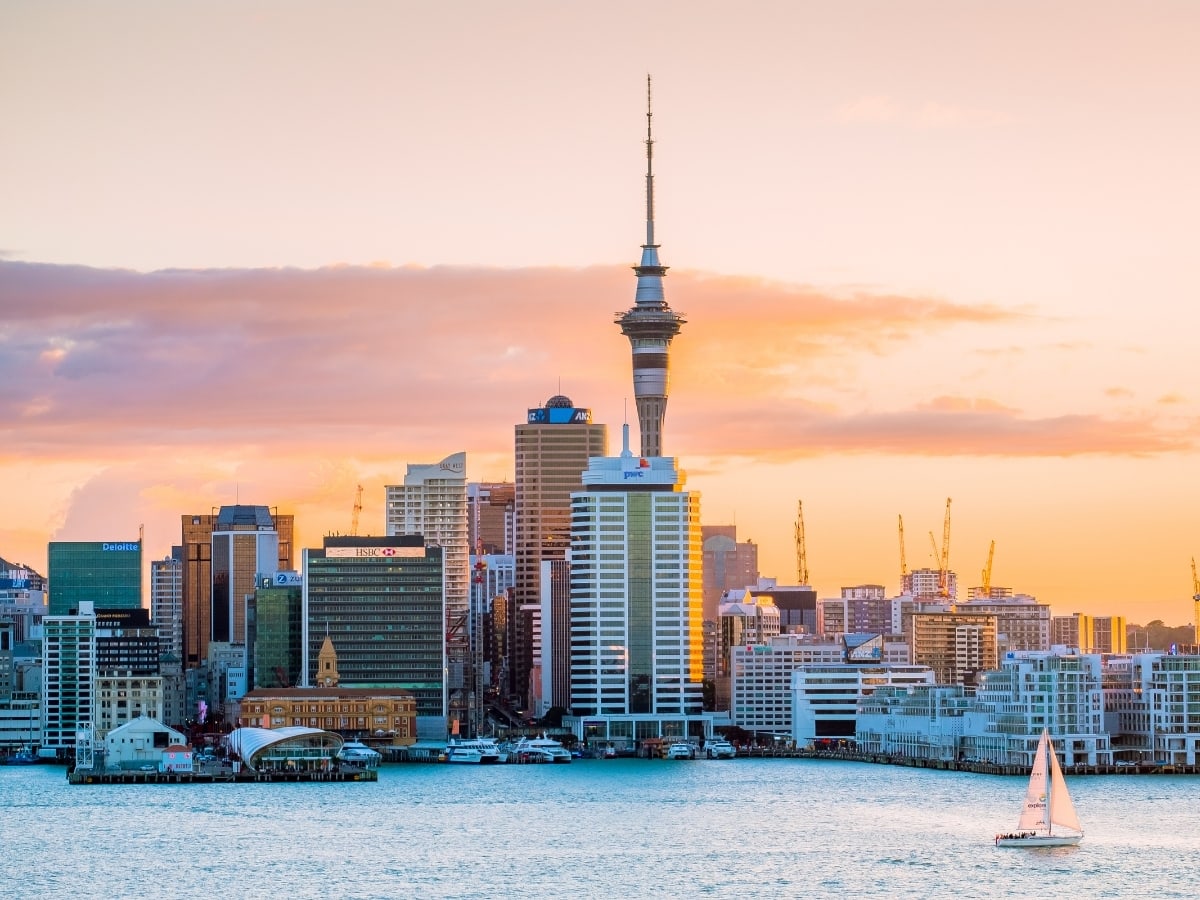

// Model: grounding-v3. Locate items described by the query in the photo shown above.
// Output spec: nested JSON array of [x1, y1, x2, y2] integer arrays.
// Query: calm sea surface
[[2, 758, 1197, 899]]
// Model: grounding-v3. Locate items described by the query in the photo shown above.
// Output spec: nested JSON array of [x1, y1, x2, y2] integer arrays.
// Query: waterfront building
[[566, 427, 706, 743], [302, 535, 445, 739], [252, 572, 304, 689], [48, 540, 142, 616], [468, 482, 515, 555], [615, 79, 686, 459], [856, 684, 973, 760], [95, 715, 188, 770], [0, 694, 40, 753], [730, 633, 911, 735], [385, 452, 468, 727], [964, 650, 1110, 766], [1128, 653, 1200, 765], [150, 549, 184, 665], [181, 506, 294, 669], [701, 526, 760, 624], [238, 687, 417, 749], [791, 664, 936, 745], [910, 610, 998, 688], [42, 603, 96, 754]]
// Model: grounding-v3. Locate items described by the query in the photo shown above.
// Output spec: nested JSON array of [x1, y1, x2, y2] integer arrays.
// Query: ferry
[[510, 735, 572, 763], [446, 738, 503, 764], [704, 739, 737, 760], [666, 741, 696, 760], [336, 740, 382, 768]]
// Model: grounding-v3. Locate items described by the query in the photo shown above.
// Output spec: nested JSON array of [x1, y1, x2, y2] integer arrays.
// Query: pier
[[67, 767, 377, 785]]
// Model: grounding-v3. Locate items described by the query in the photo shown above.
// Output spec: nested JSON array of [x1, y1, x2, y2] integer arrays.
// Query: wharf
[[68, 767, 377, 785], [739, 747, 1200, 776]]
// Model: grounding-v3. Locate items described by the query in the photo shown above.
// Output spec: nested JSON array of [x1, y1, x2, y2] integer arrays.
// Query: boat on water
[[446, 738, 503, 764], [666, 741, 696, 760], [2, 747, 39, 765], [704, 739, 736, 760], [995, 728, 1083, 848], [336, 740, 382, 768], [510, 735, 572, 763]]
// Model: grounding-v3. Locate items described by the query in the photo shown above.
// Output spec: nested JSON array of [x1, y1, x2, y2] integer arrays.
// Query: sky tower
[[616, 76, 686, 459]]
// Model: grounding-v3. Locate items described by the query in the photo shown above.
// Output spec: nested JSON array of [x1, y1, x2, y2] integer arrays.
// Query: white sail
[[1015, 730, 1051, 832], [1047, 740, 1082, 834]]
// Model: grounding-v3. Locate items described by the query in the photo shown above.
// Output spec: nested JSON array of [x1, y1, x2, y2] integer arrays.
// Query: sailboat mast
[[1043, 731, 1053, 835]]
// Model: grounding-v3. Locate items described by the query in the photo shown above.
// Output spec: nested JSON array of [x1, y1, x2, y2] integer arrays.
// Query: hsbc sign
[[326, 546, 426, 558]]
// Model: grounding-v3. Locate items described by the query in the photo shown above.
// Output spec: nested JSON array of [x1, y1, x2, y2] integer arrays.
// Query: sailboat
[[995, 728, 1083, 847]]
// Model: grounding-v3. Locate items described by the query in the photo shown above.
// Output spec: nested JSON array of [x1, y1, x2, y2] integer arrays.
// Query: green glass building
[[251, 574, 303, 689], [48, 541, 143, 616]]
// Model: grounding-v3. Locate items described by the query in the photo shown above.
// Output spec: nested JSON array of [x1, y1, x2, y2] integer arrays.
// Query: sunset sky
[[3, 2, 1199, 623]]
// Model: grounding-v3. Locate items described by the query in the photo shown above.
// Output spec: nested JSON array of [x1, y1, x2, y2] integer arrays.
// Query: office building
[[303, 535, 446, 739], [568, 431, 703, 723], [1051, 613, 1128, 654], [181, 506, 294, 669], [252, 572, 304, 689], [48, 540, 142, 616], [150, 548, 184, 665], [701, 526, 759, 623], [42, 603, 97, 754], [468, 482, 515, 555], [385, 451, 468, 726]]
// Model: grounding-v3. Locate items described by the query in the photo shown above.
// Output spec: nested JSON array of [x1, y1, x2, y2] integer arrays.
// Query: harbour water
[[3, 758, 1198, 899]]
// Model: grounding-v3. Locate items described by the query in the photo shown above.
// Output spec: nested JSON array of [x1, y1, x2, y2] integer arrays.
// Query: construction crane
[[938, 497, 952, 598], [1192, 557, 1199, 597], [351, 484, 363, 536], [795, 500, 809, 585], [898, 515, 908, 589], [1193, 558, 1200, 645], [980, 540, 996, 597]]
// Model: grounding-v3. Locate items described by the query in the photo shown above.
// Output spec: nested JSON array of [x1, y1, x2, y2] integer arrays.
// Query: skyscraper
[[512, 395, 607, 710], [385, 452, 468, 730], [302, 535, 445, 739], [48, 540, 142, 616], [180, 506, 294, 669], [616, 77, 686, 459], [569, 427, 703, 720]]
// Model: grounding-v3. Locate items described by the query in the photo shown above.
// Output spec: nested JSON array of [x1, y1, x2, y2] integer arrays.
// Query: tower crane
[[1192, 558, 1199, 646], [938, 497, 952, 598], [981, 540, 996, 597], [898, 515, 907, 589], [351, 484, 363, 537], [795, 500, 809, 585]]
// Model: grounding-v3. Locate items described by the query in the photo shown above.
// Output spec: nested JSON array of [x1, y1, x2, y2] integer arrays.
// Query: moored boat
[[511, 735, 572, 763], [704, 739, 736, 760], [446, 738, 503, 764], [666, 741, 695, 760], [336, 740, 382, 768]]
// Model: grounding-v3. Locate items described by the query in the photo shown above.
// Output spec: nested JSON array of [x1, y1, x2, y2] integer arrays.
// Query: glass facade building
[[48, 541, 142, 616], [303, 536, 445, 736], [252, 576, 303, 689]]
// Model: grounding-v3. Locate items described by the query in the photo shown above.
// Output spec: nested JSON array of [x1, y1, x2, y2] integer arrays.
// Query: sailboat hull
[[995, 833, 1082, 848]]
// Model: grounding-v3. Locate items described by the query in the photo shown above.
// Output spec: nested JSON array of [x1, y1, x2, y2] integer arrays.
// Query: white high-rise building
[[568, 431, 703, 721], [42, 603, 97, 754], [386, 452, 469, 725]]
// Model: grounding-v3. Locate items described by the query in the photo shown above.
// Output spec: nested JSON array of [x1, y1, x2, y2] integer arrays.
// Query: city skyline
[[3, 3, 1199, 622]]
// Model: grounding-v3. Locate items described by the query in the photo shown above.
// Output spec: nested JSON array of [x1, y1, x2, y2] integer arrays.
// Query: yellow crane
[[351, 484, 363, 536], [898, 515, 908, 588], [938, 497, 952, 598], [1193, 558, 1200, 645], [1192, 557, 1199, 597], [795, 500, 809, 585], [981, 540, 996, 597]]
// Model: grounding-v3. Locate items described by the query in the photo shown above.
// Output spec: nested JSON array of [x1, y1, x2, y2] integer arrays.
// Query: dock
[[68, 767, 377, 785]]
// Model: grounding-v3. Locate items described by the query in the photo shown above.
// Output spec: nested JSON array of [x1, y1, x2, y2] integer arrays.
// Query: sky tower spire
[[616, 75, 686, 459]]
